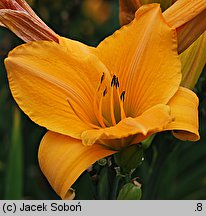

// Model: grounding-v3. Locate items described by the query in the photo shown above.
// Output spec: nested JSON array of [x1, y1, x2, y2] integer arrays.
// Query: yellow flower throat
[[66, 73, 127, 129], [94, 73, 126, 128]]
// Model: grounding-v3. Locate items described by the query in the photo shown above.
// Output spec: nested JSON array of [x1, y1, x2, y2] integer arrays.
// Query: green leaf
[[5, 108, 23, 199], [97, 167, 110, 200], [73, 172, 95, 200], [141, 134, 156, 149], [114, 145, 144, 174]]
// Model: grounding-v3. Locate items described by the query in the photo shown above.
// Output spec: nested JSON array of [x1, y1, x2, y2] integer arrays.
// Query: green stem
[[125, 173, 132, 183], [111, 176, 121, 200]]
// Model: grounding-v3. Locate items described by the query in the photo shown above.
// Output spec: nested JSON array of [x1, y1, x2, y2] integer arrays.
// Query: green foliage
[[97, 167, 110, 199], [72, 172, 95, 200], [114, 145, 144, 174], [5, 108, 23, 199]]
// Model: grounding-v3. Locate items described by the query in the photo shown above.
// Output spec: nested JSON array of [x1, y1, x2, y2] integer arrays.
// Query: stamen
[[100, 72, 105, 84], [110, 86, 117, 125], [103, 87, 107, 97], [110, 75, 126, 124], [97, 89, 108, 128], [94, 72, 126, 128], [117, 89, 126, 119], [120, 91, 126, 102], [98, 72, 105, 91], [93, 73, 108, 128], [93, 87, 107, 128], [66, 98, 100, 129], [111, 75, 116, 87], [115, 77, 119, 88], [93, 95, 106, 128]]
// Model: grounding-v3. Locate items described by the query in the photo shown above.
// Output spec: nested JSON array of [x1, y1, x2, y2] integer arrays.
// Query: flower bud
[[117, 182, 142, 200], [0, 0, 58, 42], [98, 158, 107, 166]]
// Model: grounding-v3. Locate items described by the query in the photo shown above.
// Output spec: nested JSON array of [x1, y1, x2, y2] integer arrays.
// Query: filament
[[93, 72, 107, 128], [66, 98, 100, 129], [117, 89, 126, 120], [98, 91, 107, 128], [110, 76, 117, 126]]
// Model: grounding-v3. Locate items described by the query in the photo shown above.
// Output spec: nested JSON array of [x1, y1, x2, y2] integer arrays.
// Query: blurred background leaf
[[5, 108, 23, 199], [0, 0, 206, 200]]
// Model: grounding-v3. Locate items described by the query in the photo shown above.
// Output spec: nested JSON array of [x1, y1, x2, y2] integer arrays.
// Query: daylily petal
[[163, 0, 206, 29], [0, 0, 42, 20], [163, 0, 206, 53], [5, 41, 110, 139], [165, 87, 199, 141], [119, 1, 206, 54], [12, 0, 45, 22], [81, 104, 173, 149], [0, 0, 22, 10], [0, 9, 58, 42], [0, 0, 58, 42], [38, 131, 116, 199], [176, 10, 206, 54], [0, 1, 24, 28], [96, 4, 181, 117], [180, 33, 206, 89], [58, 36, 95, 56], [119, 0, 175, 26]]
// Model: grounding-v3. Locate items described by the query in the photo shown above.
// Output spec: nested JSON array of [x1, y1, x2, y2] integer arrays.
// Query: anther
[[120, 91, 126, 102], [100, 72, 105, 84], [103, 87, 107, 97], [111, 75, 116, 87], [115, 77, 119, 88]]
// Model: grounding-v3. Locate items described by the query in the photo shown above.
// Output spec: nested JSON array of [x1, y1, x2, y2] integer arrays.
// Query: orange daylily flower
[[0, 0, 58, 42], [5, 5, 199, 199]]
